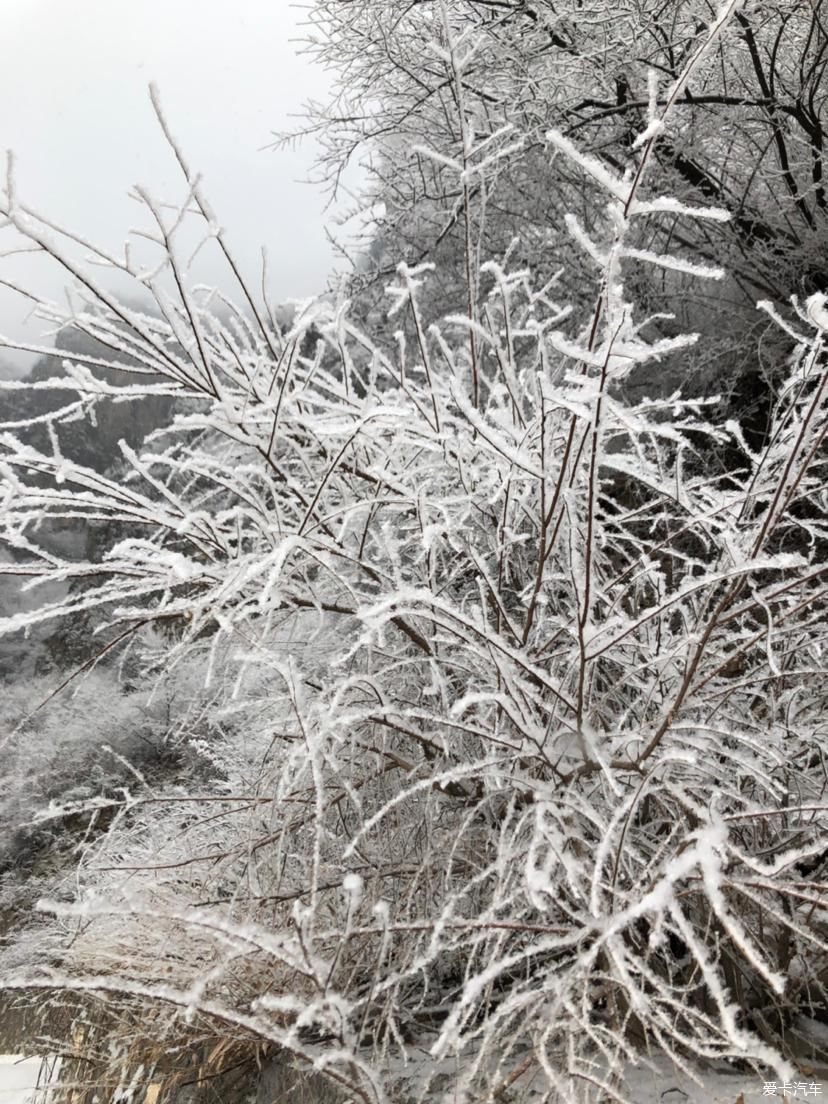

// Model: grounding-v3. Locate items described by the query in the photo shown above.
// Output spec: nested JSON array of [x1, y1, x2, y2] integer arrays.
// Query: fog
[[0, 0, 360, 377]]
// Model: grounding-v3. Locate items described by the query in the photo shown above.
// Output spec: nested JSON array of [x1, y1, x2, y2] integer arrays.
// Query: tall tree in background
[[299, 0, 828, 439]]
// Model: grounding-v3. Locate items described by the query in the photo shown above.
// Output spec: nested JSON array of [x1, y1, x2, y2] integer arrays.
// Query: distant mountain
[[3, 326, 176, 477], [0, 326, 179, 677]]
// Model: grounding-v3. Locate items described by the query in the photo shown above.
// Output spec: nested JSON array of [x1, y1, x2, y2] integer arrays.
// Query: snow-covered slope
[[0, 1057, 42, 1104], [0, 1056, 63, 1104]]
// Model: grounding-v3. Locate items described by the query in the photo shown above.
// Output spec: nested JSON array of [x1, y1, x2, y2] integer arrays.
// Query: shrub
[[1, 6, 827, 1101]]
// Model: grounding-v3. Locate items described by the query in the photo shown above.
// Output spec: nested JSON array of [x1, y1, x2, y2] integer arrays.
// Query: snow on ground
[[621, 1058, 825, 1102], [511, 1054, 828, 1103], [0, 1056, 61, 1104], [1, 1051, 824, 1102], [0, 1057, 42, 1104]]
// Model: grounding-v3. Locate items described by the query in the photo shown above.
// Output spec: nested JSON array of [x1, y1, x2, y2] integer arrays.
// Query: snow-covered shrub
[[1, 5, 827, 1101]]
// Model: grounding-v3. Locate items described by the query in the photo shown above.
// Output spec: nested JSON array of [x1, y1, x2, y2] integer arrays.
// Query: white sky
[[0, 0, 361, 375]]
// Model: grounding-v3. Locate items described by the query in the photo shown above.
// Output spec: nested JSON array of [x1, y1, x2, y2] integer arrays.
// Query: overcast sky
[[0, 0, 361, 375]]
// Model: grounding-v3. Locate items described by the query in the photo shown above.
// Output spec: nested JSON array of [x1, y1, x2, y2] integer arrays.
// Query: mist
[[0, 0, 359, 377]]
